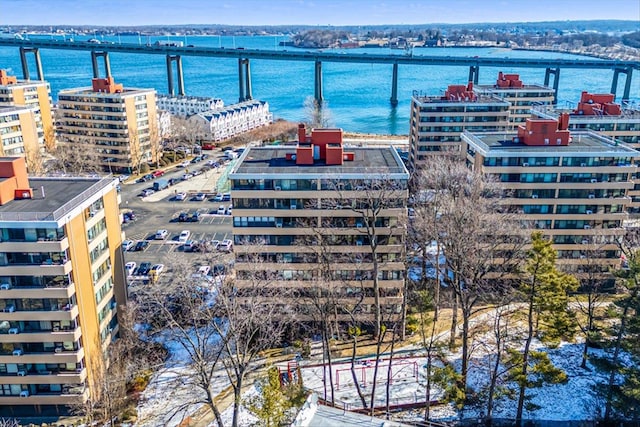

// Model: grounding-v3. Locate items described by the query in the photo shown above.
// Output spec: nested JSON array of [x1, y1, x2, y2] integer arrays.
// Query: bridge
[[0, 38, 638, 105]]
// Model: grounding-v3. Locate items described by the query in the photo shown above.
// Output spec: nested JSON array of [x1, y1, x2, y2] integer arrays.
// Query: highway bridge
[[0, 38, 638, 105]]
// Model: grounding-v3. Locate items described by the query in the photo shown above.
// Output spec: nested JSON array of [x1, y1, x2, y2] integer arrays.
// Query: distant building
[[0, 106, 39, 158], [188, 100, 273, 142], [409, 82, 510, 169], [0, 69, 54, 151], [56, 77, 160, 173], [156, 94, 224, 117], [473, 72, 556, 129], [230, 124, 409, 321], [462, 114, 638, 280], [0, 157, 126, 416]]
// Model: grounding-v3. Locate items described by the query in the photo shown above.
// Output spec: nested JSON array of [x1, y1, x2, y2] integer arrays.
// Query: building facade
[[56, 77, 160, 174], [188, 100, 273, 143], [474, 72, 555, 129], [229, 125, 409, 321], [156, 95, 224, 117], [462, 115, 638, 278], [0, 106, 39, 158], [409, 82, 510, 169], [0, 157, 126, 416], [0, 69, 54, 152]]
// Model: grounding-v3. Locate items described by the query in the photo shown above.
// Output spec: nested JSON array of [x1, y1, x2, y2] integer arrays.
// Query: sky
[[1, 0, 639, 26]]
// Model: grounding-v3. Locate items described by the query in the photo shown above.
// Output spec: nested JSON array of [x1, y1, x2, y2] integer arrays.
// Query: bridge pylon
[[91, 51, 112, 78], [611, 67, 634, 103], [19, 47, 44, 81], [166, 55, 185, 96]]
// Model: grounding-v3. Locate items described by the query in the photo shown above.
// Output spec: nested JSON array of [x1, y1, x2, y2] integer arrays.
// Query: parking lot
[[118, 150, 237, 283]]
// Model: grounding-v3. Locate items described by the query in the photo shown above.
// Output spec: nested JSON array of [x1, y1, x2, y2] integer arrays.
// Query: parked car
[[218, 239, 233, 252], [175, 192, 187, 201], [194, 193, 206, 201], [179, 230, 191, 243], [213, 193, 224, 202], [122, 240, 135, 251], [153, 170, 165, 177], [140, 189, 155, 197], [178, 212, 189, 222], [226, 205, 232, 215], [210, 240, 220, 250], [123, 211, 136, 223], [183, 240, 198, 252], [217, 205, 226, 215], [138, 262, 152, 275], [134, 240, 149, 251], [178, 160, 190, 168], [125, 262, 136, 276], [191, 156, 202, 163], [189, 211, 202, 222], [155, 229, 169, 240], [191, 265, 211, 279], [222, 193, 231, 202], [182, 173, 193, 181], [150, 264, 165, 275], [118, 174, 130, 182]]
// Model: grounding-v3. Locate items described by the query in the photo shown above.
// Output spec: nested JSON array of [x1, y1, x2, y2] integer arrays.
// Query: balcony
[[0, 346, 84, 364], [0, 282, 76, 299], [0, 259, 72, 276], [0, 325, 81, 343], [0, 236, 69, 253], [0, 387, 89, 405], [0, 367, 86, 384], [0, 304, 79, 322]]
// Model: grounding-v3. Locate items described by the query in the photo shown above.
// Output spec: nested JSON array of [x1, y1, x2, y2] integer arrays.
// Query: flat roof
[[411, 93, 509, 106], [0, 79, 49, 89], [474, 83, 555, 92], [463, 130, 640, 158], [533, 106, 640, 121], [0, 176, 115, 222], [58, 86, 155, 97], [230, 146, 409, 179]]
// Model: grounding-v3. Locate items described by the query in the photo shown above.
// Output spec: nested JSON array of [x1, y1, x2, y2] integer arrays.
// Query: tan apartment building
[[0, 70, 54, 151], [462, 115, 638, 279], [0, 157, 127, 416], [56, 77, 160, 174], [408, 82, 510, 170], [229, 125, 409, 322], [0, 106, 39, 158], [474, 72, 555, 129]]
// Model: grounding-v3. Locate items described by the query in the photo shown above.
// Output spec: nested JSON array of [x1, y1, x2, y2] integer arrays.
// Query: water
[[1, 34, 637, 135]]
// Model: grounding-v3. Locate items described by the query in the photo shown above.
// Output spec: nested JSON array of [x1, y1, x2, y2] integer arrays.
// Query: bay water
[[0, 34, 636, 135]]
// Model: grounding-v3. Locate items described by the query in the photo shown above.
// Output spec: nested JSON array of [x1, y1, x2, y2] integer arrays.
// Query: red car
[[202, 143, 216, 150], [153, 170, 165, 177]]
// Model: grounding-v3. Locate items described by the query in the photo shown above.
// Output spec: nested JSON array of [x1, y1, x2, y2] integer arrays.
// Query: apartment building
[[156, 94, 224, 117], [188, 100, 273, 142], [462, 115, 638, 278], [474, 72, 555, 129], [0, 69, 54, 151], [56, 77, 160, 174], [408, 82, 510, 169], [229, 124, 409, 321], [0, 106, 39, 157], [0, 157, 126, 416], [532, 91, 640, 147]]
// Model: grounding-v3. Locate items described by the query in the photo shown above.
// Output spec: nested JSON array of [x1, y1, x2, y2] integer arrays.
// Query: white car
[[225, 205, 233, 215], [150, 264, 165, 276], [178, 230, 191, 243], [217, 205, 226, 215], [155, 229, 169, 240], [178, 160, 190, 167], [194, 193, 207, 201], [218, 239, 233, 252], [122, 240, 135, 251], [175, 192, 187, 201], [125, 261, 136, 276], [210, 240, 220, 250], [182, 173, 193, 181]]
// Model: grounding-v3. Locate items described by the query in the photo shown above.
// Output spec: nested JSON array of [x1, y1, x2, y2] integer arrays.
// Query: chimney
[[297, 123, 307, 143]]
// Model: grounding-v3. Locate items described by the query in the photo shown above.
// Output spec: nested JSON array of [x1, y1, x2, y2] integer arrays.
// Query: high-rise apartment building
[[532, 91, 640, 147], [473, 72, 556, 129], [229, 125, 409, 321], [0, 69, 54, 152], [462, 115, 638, 278], [408, 82, 510, 169], [56, 77, 160, 174], [0, 157, 126, 416], [0, 106, 39, 157]]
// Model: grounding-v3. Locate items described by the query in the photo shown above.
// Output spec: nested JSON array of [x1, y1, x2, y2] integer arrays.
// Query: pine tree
[[245, 367, 293, 427], [509, 232, 578, 426]]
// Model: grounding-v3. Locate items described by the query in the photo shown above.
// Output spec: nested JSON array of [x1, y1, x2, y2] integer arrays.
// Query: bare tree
[[303, 96, 333, 129], [48, 140, 102, 174]]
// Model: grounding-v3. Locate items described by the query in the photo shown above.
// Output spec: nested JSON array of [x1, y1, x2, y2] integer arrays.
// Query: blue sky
[[2, 0, 639, 26]]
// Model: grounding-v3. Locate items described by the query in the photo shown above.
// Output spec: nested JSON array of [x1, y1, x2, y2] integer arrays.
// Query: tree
[[139, 254, 292, 427], [303, 96, 333, 129], [43, 123, 56, 153], [244, 366, 304, 427], [509, 232, 578, 426], [48, 140, 102, 174]]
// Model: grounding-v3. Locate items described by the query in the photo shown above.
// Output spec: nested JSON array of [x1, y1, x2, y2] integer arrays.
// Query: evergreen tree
[[509, 232, 578, 426]]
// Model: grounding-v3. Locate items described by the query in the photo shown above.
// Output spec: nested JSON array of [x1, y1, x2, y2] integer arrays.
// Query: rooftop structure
[[0, 157, 126, 416], [408, 82, 510, 168], [156, 94, 224, 117], [462, 116, 639, 279], [474, 71, 556, 129], [0, 69, 54, 152], [188, 99, 272, 143], [56, 77, 160, 174], [230, 124, 409, 322]]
